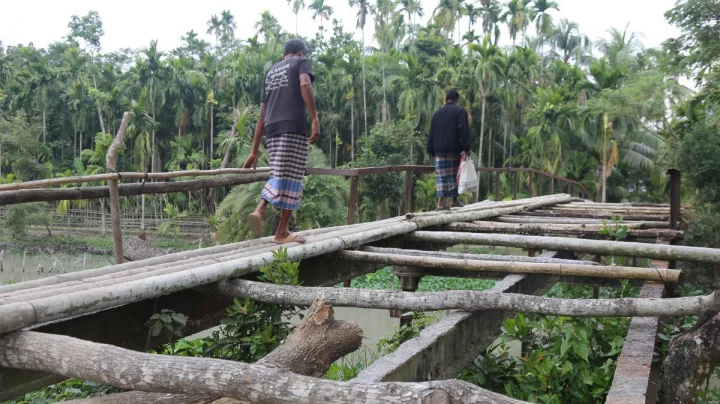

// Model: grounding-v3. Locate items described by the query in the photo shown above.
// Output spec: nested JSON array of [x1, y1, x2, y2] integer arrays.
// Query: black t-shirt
[[261, 56, 314, 138]]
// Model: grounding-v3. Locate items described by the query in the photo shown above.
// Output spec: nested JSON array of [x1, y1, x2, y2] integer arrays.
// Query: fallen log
[[660, 309, 720, 403], [409, 231, 720, 264], [333, 250, 681, 282], [212, 279, 718, 317], [444, 222, 683, 240], [0, 330, 525, 404], [0, 173, 270, 205], [64, 300, 364, 404]]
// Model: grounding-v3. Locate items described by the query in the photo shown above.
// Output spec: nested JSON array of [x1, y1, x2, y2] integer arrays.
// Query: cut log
[[65, 300, 364, 404], [0, 173, 270, 205], [0, 330, 525, 404], [444, 222, 683, 240], [257, 299, 364, 377], [409, 231, 720, 264], [211, 279, 718, 317], [660, 309, 720, 403], [333, 250, 681, 282]]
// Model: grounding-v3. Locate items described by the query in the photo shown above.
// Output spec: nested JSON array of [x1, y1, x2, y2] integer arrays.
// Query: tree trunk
[[42, 109, 46, 145], [502, 117, 508, 167], [362, 29, 369, 139], [0, 329, 524, 404], [209, 103, 214, 162], [351, 97, 355, 165], [381, 67, 387, 124], [214, 279, 714, 317], [661, 309, 720, 403], [100, 198, 106, 236], [477, 79, 487, 198], [106, 112, 131, 265], [93, 76, 106, 137]]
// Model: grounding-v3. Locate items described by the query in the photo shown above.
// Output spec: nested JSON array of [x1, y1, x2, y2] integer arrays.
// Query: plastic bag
[[457, 155, 478, 195]]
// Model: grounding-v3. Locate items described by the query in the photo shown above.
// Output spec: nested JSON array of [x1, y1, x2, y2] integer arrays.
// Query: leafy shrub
[[4, 202, 51, 239]]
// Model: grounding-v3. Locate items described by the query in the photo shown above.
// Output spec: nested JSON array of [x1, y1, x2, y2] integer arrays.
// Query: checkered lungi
[[435, 154, 460, 198], [261, 133, 309, 211]]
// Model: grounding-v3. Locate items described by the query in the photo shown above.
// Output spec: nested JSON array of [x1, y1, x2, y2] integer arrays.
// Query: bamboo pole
[[214, 279, 718, 317], [334, 250, 681, 282], [0, 174, 270, 205], [0, 168, 272, 191], [517, 210, 668, 221], [410, 231, 720, 264], [0, 331, 525, 404], [445, 222, 683, 240], [360, 246, 600, 265], [494, 216, 670, 228], [0, 195, 574, 333], [106, 112, 130, 264]]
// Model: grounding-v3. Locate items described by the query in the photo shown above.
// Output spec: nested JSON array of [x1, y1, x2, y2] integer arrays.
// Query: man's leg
[[253, 198, 268, 218], [274, 209, 306, 243]]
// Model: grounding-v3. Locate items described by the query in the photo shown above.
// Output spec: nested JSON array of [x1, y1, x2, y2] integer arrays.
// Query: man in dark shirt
[[427, 89, 471, 210], [244, 38, 320, 244]]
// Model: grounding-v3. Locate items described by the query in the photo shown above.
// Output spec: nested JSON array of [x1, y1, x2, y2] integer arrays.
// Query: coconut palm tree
[[309, 0, 334, 41], [287, 0, 306, 35], [548, 19, 592, 65], [349, 0, 373, 139]]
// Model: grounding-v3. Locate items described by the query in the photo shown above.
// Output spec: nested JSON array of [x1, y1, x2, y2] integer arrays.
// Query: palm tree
[[286, 0, 306, 35], [255, 11, 281, 43], [470, 37, 502, 172], [399, 0, 423, 46], [206, 15, 222, 50], [309, 0, 334, 40], [533, 0, 559, 61], [596, 24, 644, 71], [220, 10, 237, 48], [433, 0, 463, 42], [502, 0, 532, 46], [480, 0, 503, 45], [349, 0, 373, 139], [548, 19, 592, 65]]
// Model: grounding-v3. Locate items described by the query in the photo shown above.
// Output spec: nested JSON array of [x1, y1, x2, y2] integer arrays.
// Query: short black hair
[[284, 38, 308, 56], [446, 89, 460, 102]]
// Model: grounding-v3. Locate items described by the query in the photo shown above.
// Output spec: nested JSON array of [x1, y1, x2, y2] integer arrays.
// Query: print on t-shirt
[[265, 63, 290, 95]]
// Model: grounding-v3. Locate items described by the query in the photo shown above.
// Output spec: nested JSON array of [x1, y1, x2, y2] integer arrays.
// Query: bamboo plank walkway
[[1, 193, 716, 404]]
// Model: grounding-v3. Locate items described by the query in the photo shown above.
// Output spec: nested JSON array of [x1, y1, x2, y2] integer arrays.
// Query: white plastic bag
[[457, 156, 478, 195]]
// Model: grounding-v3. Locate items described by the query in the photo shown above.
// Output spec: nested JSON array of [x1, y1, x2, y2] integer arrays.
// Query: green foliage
[[8, 379, 123, 404], [598, 215, 629, 241], [145, 309, 188, 354], [377, 312, 437, 355], [157, 203, 188, 240], [4, 202, 51, 239], [459, 314, 631, 404]]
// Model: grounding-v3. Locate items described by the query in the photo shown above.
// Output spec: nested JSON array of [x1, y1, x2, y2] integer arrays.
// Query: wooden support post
[[513, 171, 519, 200], [495, 171, 501, 201], [404, 170, 413, 214], [550, 177, 555, 195], [105, 112, 130, 265], [668, 169, 681, 270], [346, 175, 359, 225]]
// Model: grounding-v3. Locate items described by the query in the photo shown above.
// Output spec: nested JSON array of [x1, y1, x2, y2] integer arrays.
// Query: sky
[[0, 0, 679, 54]]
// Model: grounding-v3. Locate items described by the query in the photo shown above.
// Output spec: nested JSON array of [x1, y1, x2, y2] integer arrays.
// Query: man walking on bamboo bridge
[[427, 89, 471, 211], [244, 38, 320, 244]]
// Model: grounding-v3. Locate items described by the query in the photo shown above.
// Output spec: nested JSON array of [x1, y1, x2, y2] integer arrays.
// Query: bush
[[4, 202, 51, 239]]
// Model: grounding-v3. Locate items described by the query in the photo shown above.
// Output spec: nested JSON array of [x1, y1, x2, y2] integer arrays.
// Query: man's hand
[[309, 119, 320, 144], [243, 152, 259, 169]]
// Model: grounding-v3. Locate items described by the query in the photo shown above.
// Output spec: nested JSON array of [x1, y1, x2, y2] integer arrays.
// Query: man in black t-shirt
[[243, 38, 320, 244]]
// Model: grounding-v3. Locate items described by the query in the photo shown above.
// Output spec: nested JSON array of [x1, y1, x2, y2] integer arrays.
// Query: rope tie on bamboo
[[138, 172, 149, 192]]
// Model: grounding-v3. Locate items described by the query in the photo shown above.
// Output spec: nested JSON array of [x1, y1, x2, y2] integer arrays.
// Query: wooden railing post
[[513, 170, 519, 200], [494, 171, 501, 201], [105, 112, 131, 265], [347, 175, 359, 225], [404, 170, 413, 214]]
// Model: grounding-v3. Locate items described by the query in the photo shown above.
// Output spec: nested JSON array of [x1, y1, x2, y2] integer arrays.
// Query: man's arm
[[458, 109, 471, 153], [243, 103, 265, 169], [300, 73, 320, 144]]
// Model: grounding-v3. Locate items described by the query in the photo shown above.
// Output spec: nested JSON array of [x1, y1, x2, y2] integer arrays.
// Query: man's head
[[446, 89, 460, 103], [284, 38, 309, 57]]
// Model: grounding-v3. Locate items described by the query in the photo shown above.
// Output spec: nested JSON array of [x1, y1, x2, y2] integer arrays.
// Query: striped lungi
[[261, 133, 309, 211], [435, 154, 460, 198]]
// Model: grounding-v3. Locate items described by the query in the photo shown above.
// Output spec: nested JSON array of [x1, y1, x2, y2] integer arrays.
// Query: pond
[[0, 251, 112, 285]]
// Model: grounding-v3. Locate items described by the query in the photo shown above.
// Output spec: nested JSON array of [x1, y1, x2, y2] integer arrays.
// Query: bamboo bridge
[[0, 118, 717, 403]]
